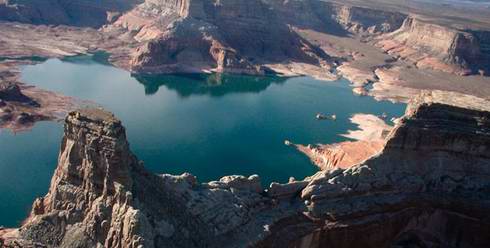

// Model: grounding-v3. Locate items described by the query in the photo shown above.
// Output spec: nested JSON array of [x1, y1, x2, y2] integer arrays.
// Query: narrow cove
[[0, 54, 406, 227]]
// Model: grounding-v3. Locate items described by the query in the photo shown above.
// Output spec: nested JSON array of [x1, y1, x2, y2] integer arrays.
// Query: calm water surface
[[0, 54, 406, 226]]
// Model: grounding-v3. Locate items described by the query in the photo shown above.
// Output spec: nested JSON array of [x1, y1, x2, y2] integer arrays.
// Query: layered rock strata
[[377, 17, 488, 75], [115, 0, 333, 75], [264, 0, 407, 35], [1, 90, 490, 247], [1, 0, 489, 109], [322, 2, 407, 34], [0, 0, 140, 27], [1, 108, 274, 247], [296, 114, 394, 171], [259, 90, 490, 247]]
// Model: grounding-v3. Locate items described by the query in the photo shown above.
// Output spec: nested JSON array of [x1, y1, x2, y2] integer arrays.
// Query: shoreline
[[295, 114, 395, 171]]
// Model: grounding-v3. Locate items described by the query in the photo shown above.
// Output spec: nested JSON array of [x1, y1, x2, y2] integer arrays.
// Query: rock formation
[[0, 81, 37, 105], [320, 2, 407, 34], [263, 0, 407, 35], [115, 0, 332, 75], [377, 17, 489, 75], [2, 90, 490, 247], [0, 0, 140, 27], [0, 81, 46, 130], [296, 114, 393, 171], [259, 90, 490, 247], [1, 108, 272, 247], [0, 2, 490, 244]]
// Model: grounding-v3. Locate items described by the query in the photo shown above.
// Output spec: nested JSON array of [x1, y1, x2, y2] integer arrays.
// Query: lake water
[[0, 54, 406, 227]]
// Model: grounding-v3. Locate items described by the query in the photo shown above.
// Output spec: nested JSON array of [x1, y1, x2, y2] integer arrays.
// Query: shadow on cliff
[[132, 73, 287, 98], [0, 0, 144, 27]]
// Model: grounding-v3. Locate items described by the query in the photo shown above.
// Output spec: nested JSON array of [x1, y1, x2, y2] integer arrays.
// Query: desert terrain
[[1, 0, 490, 247]]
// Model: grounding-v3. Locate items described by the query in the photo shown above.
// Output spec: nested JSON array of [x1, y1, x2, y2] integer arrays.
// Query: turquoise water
[[0, 54, 406, 227]]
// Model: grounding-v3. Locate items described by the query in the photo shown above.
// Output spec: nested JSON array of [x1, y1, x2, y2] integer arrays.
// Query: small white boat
[[317, 113, 336, 120], [284, 140, 292, 146], [316, 113, 327, 120]]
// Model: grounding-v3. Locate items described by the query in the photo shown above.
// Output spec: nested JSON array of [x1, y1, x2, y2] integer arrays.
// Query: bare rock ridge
[[296, 114, 393, 171], [0, 81, 37, 105], [0, 81, 48, 130], [377, 17, 490, 75], [1, 0, 489, 78], [259, 91, 490, 247], [0, 0, 142, 27], [2, 91, 490, 247], [119, 0, 332, 75], [260, 0, 407, 35], [2, 108, 270, 247]]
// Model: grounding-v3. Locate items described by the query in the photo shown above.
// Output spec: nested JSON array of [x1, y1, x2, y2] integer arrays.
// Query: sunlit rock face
[[124, 0, 331, 75], [7, 108, 270, 247], [377, 17, 489, 75], [2, 91, 490, 247]]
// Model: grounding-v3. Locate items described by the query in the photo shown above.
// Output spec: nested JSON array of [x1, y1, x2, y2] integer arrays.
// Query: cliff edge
[[2, 90, 490, 247]]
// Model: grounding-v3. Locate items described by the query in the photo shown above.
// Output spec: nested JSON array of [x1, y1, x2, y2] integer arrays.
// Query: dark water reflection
[[134, 73, 287, 97]]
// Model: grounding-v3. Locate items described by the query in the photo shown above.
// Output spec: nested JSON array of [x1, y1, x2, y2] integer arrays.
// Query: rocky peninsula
[[296, 113, 394, 171]]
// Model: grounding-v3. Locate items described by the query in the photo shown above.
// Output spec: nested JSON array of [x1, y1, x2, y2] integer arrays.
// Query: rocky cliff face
[[377, 17, 488, 75], [119, 0, 331, 75], [259, 91, 490, 247], [0, 0, 140, 27], [262, 0, 407, 35], [323, 2, 407, 34], [469, 30, 490, 75], [296, 114, 393, 171], [2, 91, 490, 247], [3, 108, 271, 247]]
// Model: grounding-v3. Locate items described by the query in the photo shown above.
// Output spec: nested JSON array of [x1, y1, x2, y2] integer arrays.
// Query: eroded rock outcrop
[[264, 0, 407, 35], [323, 2, 407, 35], [2, 90, 490, 247], [0, 81, 48, 130], [261, 91, 490, 247], [296, 114, 393, 171], [0, 0, 140, 27], [1, 108, 272, 247], [377, 17, 489, 75], [110, 0, 333, 75]]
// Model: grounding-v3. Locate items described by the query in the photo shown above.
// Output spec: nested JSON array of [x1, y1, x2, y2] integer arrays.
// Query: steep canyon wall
[[2, 91, 490, 247], [378, 17, 489, 75], [0, 0, 141, 27]]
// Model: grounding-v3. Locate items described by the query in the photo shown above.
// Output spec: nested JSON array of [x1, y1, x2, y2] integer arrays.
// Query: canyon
[[1, 0, 488, 131], [1, 90, 489, 247], [1, 0, 490, 247]]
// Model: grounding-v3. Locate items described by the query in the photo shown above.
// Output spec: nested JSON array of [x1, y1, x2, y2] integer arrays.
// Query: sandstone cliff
[[263, 0, 407, 35], [116, 0, 332, 75], [2, 108, 272, 247], [0, 0, 140, 27], [321, 2, 407, 34], [2, 90, 490, 247], [296, 114, 393, 171], [259, 91, 490, 247], [377, 17, 489, 75]]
